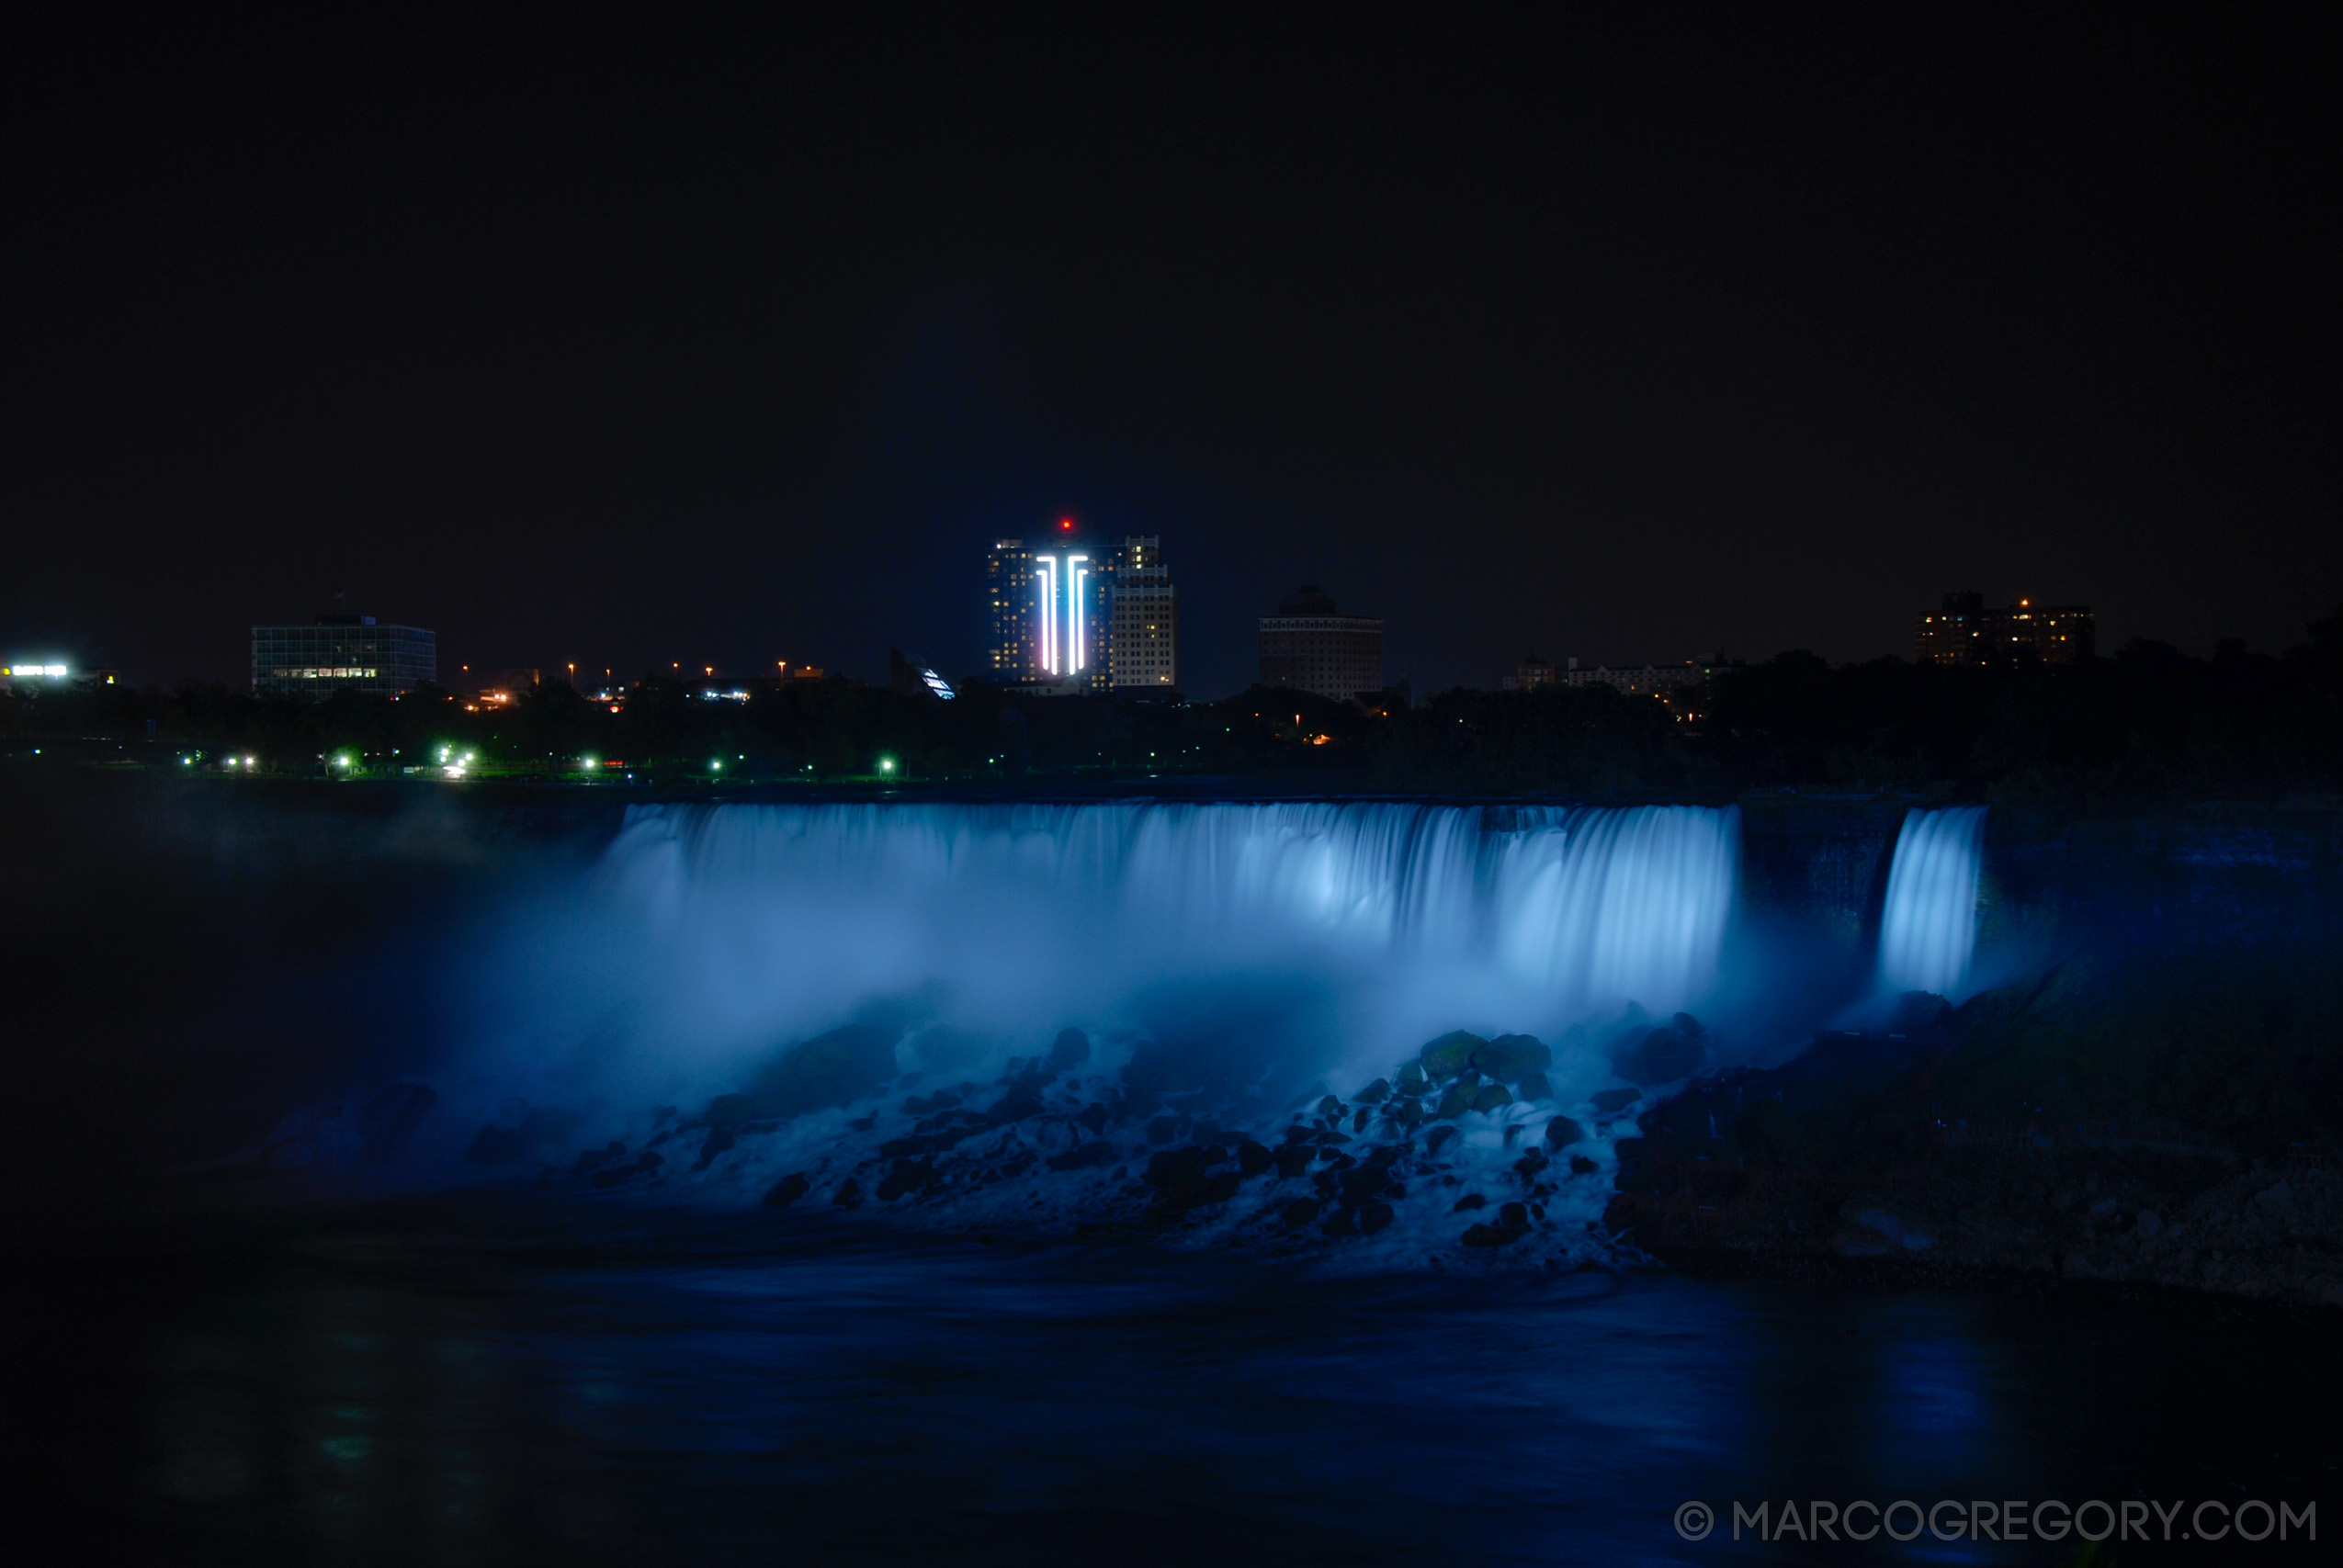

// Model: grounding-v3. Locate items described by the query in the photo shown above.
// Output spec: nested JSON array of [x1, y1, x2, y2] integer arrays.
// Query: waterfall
[[565, 800, 1739, 1091], [1875, 806, 1987, 997]]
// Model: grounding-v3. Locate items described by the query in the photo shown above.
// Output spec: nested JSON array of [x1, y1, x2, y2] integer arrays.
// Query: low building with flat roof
[[252, 615, 436, 699]]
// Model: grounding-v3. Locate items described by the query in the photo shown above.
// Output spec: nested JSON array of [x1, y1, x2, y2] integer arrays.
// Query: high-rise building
[[1918, 592, 2094, 666], [1259, 585, 1383, 702], [1105, 536, 1176, 691], [986, 523, 1105, 692], [251, 615, 436, 699]]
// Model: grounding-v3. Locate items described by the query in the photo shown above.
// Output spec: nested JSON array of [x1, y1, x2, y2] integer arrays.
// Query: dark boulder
[[1077, 1102, 1111, 1134], [1434, 1088, 1473, 1121], [693, 1127, 738, 1170], [1591, 1088, 1641, 1114], [1281, 1197, 1322, 1228], [1235, 1139, 1274, 1177], [1498, 1201, 1530, 1230], [876, 1158, 938, 1201], [1424, 1125, 1460, 1157], [1544, 1115, 1588, 1150], [1453, 1192, 1487, 1212], [831, 1178, 863, 1209], [1321, 1205, 1361, 1237], [1147, 1114, 1183, 1145], [1460, 1223, 1519, 1247], [747, 1024, 899, 1120], [1396, 1061, 1430, 1095], [1515, 1072, 1554, 1102], [1358, 1201, 1396, 1235], [1569, 1155, 1600, 1176], [1476, 1033, 1553, 1081], [762, 1172, 811, 1208], [1624, 1019, 1706, 1087], [1047, 1027, 1092, 1071], [706, 1092, 758, 1128], [1273, 1145, 1316, 1179], [1471, 1085, 1514, 1114], [1144, 1145, 1241, 1212], [1046, 1139, 1119, 1171], [1356, 1077, 1392, 1104], [1336, 1167, 1389, 1206], [1420, 1031, 1488, 1080]]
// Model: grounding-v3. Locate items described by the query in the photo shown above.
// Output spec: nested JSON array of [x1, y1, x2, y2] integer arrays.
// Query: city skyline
[[6, 12, 2335, 696], [0, 566, 2246, 704]]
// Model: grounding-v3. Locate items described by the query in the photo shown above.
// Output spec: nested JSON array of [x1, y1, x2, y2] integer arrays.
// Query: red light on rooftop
[[1059, 517, 1074, 530]]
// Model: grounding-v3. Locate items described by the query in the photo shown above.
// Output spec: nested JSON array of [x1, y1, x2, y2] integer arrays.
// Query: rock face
[[1606, 1021, 2343, 1310], [1621, 1014, 1708, 1087], [747, 1025, 900, 1119]]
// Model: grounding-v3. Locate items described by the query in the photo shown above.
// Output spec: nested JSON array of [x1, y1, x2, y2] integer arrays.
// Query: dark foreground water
[[5, 1193, 2334, 1566]]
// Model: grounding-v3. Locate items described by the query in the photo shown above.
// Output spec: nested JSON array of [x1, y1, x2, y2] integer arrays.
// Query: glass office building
[[251, 615, 436, 699]]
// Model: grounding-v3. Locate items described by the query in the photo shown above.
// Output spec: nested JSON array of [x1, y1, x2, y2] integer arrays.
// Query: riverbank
[[1606, 976, 2343, 1310]]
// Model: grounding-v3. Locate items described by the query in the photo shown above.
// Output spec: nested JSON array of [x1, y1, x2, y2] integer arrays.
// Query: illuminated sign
[[1034, 552, 1092, 676], [1036, 556, 1059, 673], [5, 663, 68, 677]]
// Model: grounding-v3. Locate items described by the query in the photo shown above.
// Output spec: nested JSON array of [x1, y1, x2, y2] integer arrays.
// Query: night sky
[[6, 8, 2337, 697]]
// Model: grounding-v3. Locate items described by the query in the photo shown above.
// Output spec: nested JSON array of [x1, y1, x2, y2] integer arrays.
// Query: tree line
[[6, 606, 2338, 800]]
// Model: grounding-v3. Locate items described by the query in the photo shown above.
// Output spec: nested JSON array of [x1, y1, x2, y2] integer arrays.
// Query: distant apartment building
[[251, 615, 436, 699], [1501, 654, 1560, 692], [1918, 592, 2095, 666], [1105, 536, 1177, 692], [1563, 658, 1717, 697], [1259, 585, 1383, 703]]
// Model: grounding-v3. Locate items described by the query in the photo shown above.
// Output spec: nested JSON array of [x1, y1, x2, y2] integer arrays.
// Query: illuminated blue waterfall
[[1875, 806, 1987, 997], [571, 801, 1739, 1091]]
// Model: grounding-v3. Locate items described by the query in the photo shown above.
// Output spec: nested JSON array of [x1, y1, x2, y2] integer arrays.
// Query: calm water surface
[[6, 1193, 2334, 1565]]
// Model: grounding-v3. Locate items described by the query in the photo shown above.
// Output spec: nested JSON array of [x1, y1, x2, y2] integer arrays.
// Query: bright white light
[[1036, 557, 1059, 674], [582, 755, 596, 769], [5, 663, 68, 678], [1069, 555, 1090, 672], [878, 757, 896, 773], [711, 761, 723, 772]]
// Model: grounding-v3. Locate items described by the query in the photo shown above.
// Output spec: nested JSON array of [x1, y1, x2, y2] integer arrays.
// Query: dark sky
[[6, 7, 2337, 696]]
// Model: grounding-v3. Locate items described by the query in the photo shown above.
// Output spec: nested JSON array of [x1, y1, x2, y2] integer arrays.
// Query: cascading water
[[446, 799, 1742, 1266], [580, 799, 1737, 1077], [1875, 806, 1987, 997]]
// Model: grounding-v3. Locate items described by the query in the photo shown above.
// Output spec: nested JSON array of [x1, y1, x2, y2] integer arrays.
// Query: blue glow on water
[[518, 800, 1742, 1108], [1875, 807, 1986, 998]]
